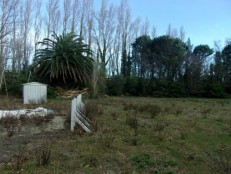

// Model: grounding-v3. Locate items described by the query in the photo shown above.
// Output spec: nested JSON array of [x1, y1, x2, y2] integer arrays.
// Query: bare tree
[[179, 26, 185, 41], [93, 0, 116, 77], [166, 24, 172, 36], [129, 17, 141, 44], [79, 0, 86, 39], [10, 0, 20, 72], [151, 26, 157, 38], [141, 17, 149, 36], [45, 0, 60, 38], [225, 37, 231, 46], [0, 0, 19, 87], [171, 28, 178, 38], [22, 0, 33, 70], [71, 0, 80, 33], [214, 40, 222, 52], [85, 0, 94, 51], [63, 0, 71, 34]]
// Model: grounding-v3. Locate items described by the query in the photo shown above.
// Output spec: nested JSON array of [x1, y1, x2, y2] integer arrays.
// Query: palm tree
[[33, 32, 94, 85]]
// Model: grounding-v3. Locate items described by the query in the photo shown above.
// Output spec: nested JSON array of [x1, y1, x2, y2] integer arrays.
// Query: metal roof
[[23, 82, 47, 86]]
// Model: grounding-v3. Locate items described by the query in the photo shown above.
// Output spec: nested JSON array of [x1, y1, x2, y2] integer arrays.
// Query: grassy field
[[0, 96, 231, 173]]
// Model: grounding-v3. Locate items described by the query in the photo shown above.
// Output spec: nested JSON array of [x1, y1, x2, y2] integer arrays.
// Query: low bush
[[106, 75, 125, 96], [35, 142, 52, 166]]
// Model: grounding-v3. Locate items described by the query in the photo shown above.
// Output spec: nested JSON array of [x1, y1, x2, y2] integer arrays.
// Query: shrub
[[126, 114, 138, 135], [203, 81, 226, 98], [106, 75, 125, 96], [131, 153, 155, 169], [80, 102, 103, 132], [14, 145, 28, 170], [99, 131, 115, 149], [47, 86, 57, 99], [0, 116, 20, 137], [35, 142, 52, 166], [124, 77, 139, 95]]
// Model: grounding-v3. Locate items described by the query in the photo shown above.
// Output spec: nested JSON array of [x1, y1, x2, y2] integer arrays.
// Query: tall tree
[[45, 0, 60, 38], [221, 44, 231, 93], [22, 0, 33, 70], [151, 26, 157, 39], [150, 35, 187, 80], [0, 0, 20, 88], [189, 44, 213, 94], [71, 0, 80, 33], [179, 26, 185, 41], [63, 0, 71, 34], [93, 0, 115, 77], [131, 35, 151, 77]]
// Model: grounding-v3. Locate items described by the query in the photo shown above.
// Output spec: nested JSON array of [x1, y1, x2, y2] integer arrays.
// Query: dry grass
[[0, 96, 231, 173]]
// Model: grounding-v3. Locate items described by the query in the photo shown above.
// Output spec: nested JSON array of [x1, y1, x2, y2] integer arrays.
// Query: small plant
[[201, 108, 211, 119], [111, 112, 118, 120], [152, 122, 168, 142], [80, 102, 102, 132], [99, 131, 115, 149], [131, 135, 138, 146], [180, 129, 187, 140], [131, 153, 155, 169], [0, 115, 20, 137], [123, 102, 134, 111], [153, 122, 166, 132], [187, 119, 197, 128], [149, 104, 162, 118], [126, 114, 138, 135], [31, 116, 46, 126], [131, 153, 177, 173], [175, 108, 183, 116], [14, 145, 28, 170], [35, 142, 52, 166]]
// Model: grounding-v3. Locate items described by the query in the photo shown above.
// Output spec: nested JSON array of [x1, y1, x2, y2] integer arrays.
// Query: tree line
[[107, 35, 231, 97], [0, 0, 230, 98]]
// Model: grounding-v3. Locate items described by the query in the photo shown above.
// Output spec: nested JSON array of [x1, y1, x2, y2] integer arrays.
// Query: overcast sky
[[95, 0, 231, 48]]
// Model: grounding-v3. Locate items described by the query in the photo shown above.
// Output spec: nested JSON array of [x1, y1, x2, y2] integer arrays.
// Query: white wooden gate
[[71, 94, 91, 132]]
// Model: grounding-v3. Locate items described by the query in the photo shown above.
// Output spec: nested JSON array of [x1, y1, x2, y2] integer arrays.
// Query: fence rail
[[71, 94, 91, 132]]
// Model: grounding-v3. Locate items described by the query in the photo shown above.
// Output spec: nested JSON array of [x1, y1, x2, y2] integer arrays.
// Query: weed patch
[[35, 142, 52, 166]]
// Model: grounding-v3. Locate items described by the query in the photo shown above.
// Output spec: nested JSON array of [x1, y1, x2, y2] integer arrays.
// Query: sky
[[95, 0, 231, 48]]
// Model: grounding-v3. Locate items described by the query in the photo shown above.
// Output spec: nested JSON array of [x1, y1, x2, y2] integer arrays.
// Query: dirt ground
[[0, 115, 66, 166]]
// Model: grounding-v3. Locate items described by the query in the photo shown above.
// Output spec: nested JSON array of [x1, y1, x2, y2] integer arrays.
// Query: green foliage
[[32, 32, 94, 86], [131, 153, 177, 172], [0, 71, 40, 96], [153, 80, 186, 97], [47, 86, 57, 99], [126, 114, 139, 134], [193, 44, 214, 61], [124, 77, 139, 95], [1, 72, 26, 96], [221, 44, 231, 93], [106, 75, 125, 96], [131, 153, 155, 169], [203, 81, 226, 98]]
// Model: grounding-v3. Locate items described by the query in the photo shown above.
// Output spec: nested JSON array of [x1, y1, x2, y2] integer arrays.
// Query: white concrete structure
[[23, 82, 47, 104], [0, 107, 50, 119]]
